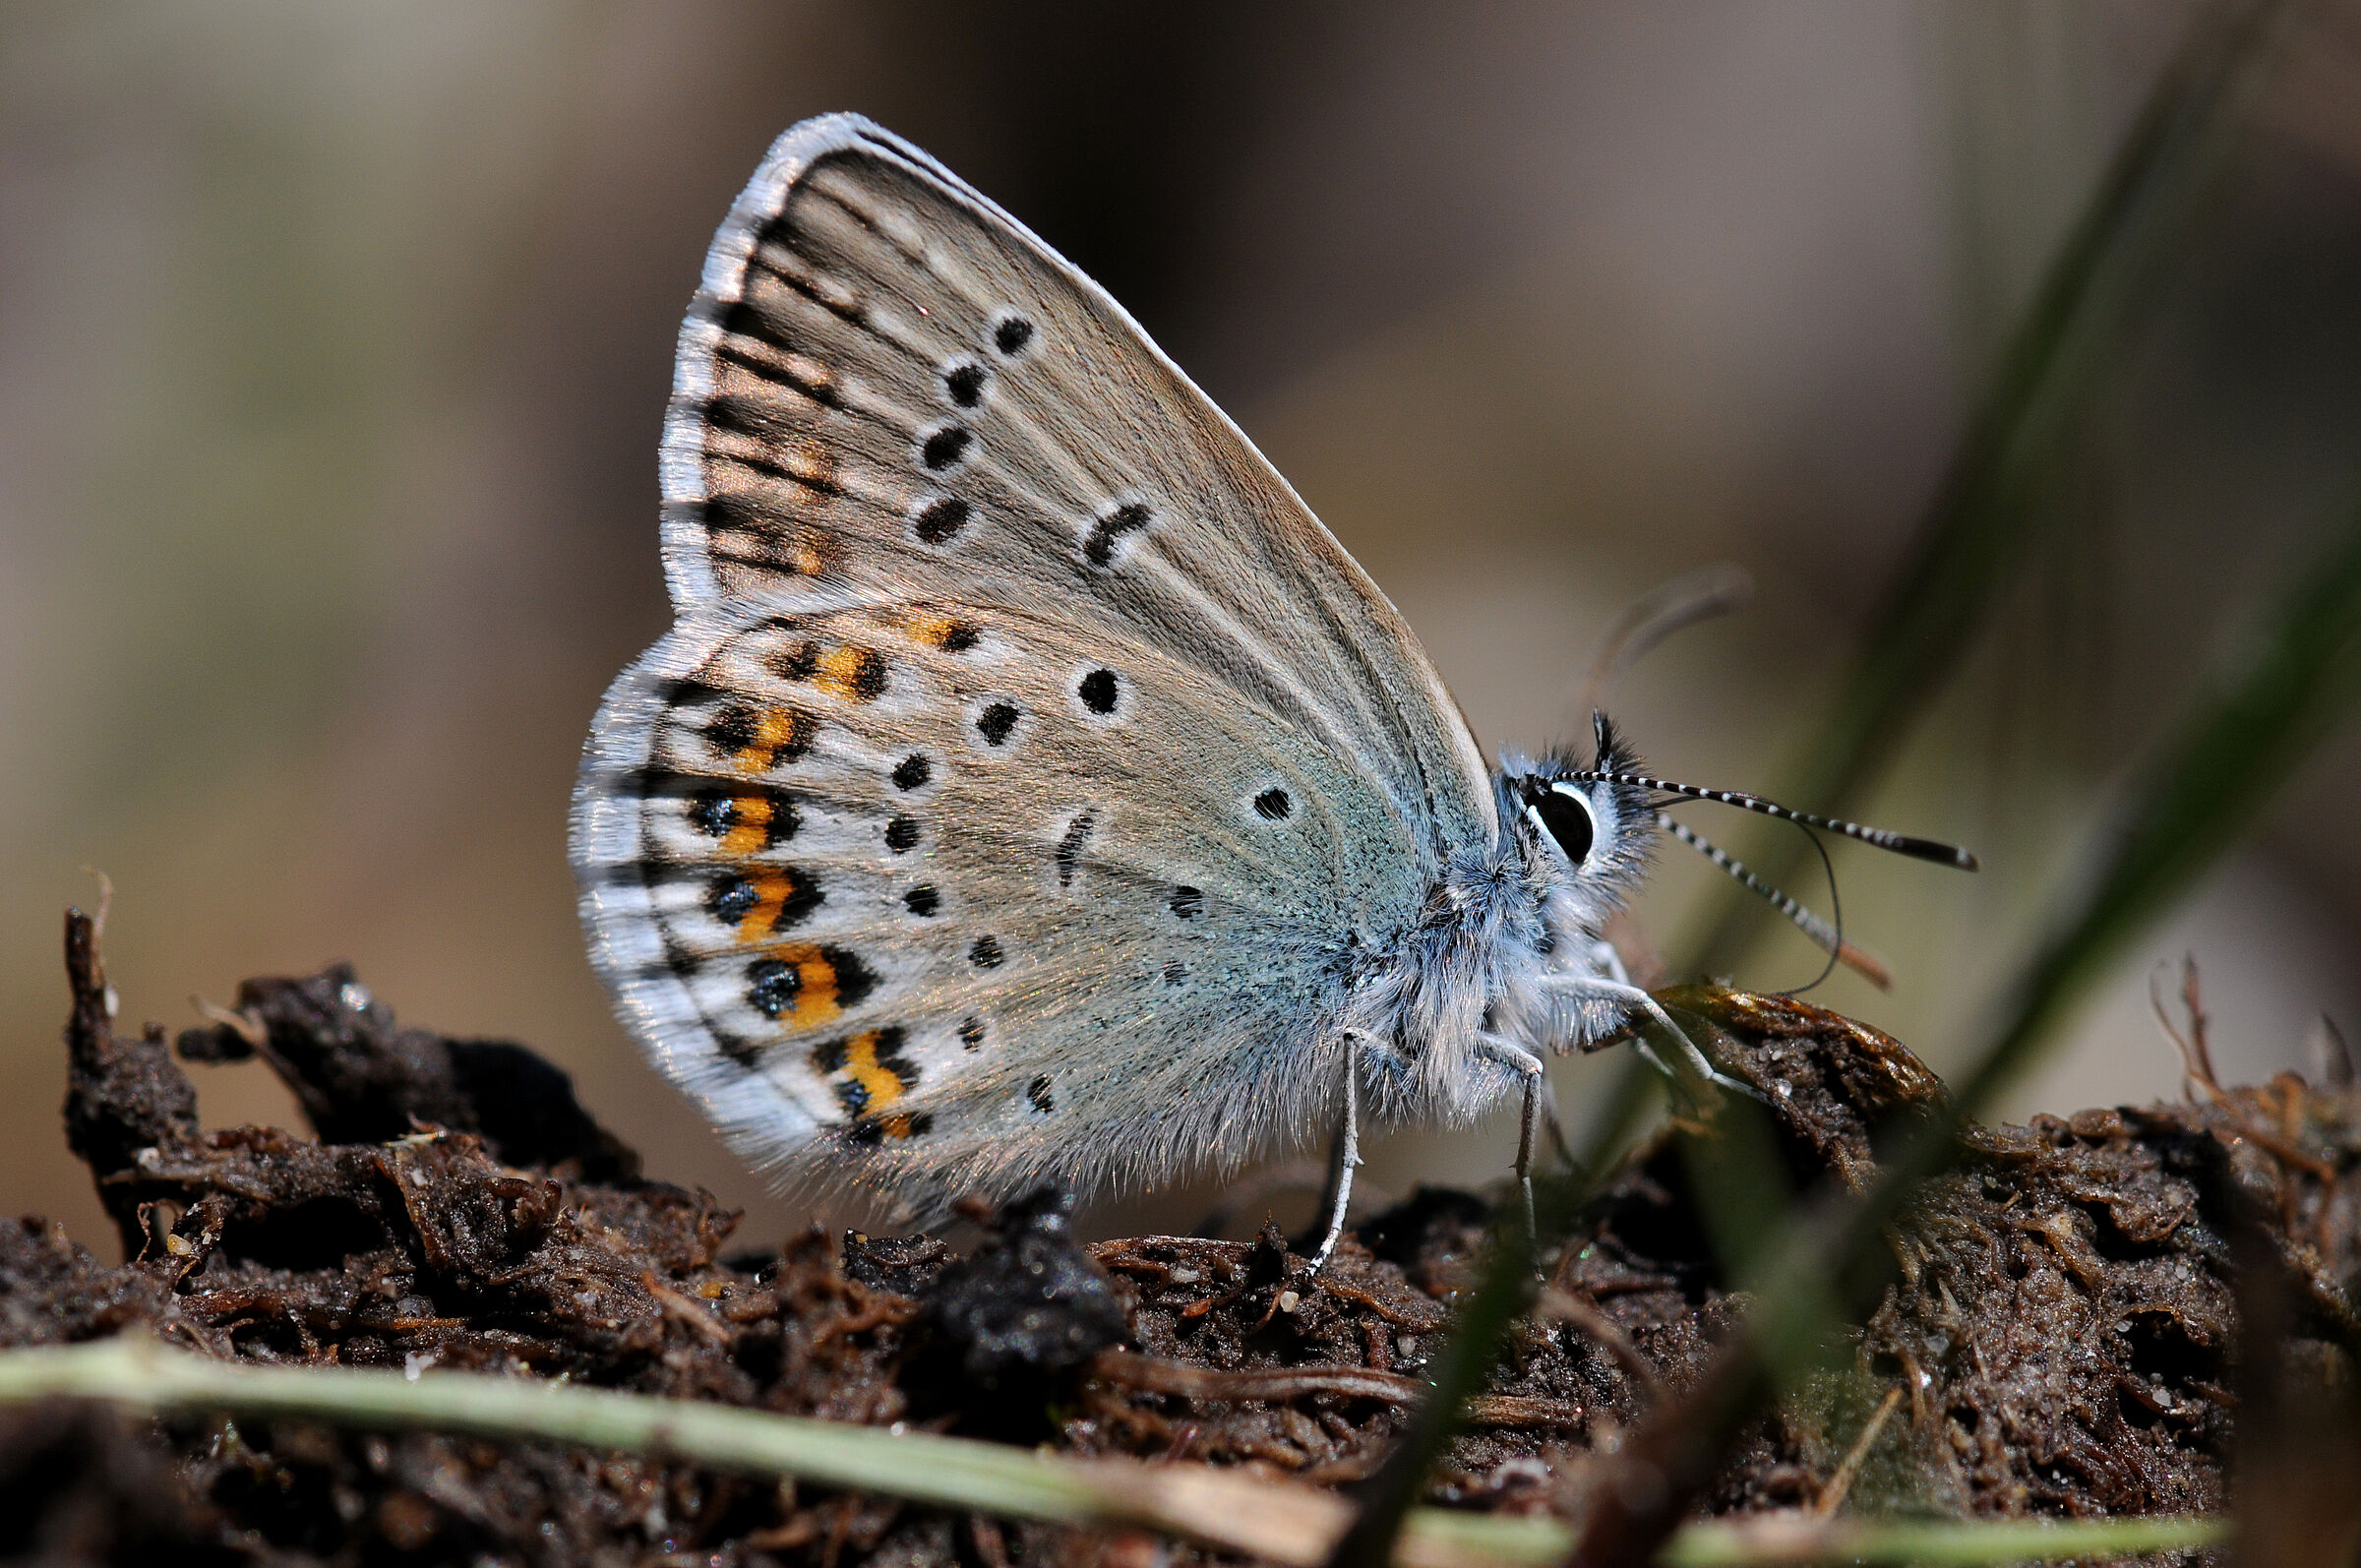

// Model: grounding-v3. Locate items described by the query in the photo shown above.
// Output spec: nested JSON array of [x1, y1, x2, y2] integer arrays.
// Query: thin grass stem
[[0, 1336, 2224, 1568]]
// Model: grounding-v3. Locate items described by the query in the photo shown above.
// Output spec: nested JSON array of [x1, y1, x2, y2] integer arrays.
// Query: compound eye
[[1530, 784, 1598, 868]]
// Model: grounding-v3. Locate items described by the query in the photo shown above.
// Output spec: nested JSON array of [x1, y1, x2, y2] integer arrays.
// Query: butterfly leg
[[1543, 977, 1770, 1107], [1475, 1034, 1547, 1242], [1308, 1032, 1363, 1272], [1539, 1072, 1578, 1170], [1583, 937, 1631, 987]]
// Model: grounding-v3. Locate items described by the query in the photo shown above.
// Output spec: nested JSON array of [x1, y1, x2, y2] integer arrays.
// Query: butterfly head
[[1498, 711, 1658, 932]]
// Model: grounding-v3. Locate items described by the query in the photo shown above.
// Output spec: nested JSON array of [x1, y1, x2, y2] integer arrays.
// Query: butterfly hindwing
[[576, 591, 1425, 1213]]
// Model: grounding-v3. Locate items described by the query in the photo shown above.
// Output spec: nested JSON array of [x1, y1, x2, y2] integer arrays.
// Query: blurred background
[[6, 1, 2361, 1256]]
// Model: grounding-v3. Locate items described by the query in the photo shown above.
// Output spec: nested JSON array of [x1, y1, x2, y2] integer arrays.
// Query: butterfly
[[571, 113, 1973, 1260]]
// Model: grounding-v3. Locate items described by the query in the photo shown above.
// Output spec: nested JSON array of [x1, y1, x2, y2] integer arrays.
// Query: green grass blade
[[1951, 507, 2361, 1112], [0, 1336, 2226, 1568]]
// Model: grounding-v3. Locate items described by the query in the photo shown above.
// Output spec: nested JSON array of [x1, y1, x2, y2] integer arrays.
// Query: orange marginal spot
[[718, 795, 772, 857], [766, 942, 845, 1028], [813, 643, 886, 703], [731, 868, 811, 942], [841, 1030, 908, 1113], [903, 611, 982, 653], [733, 708, 815, 773]]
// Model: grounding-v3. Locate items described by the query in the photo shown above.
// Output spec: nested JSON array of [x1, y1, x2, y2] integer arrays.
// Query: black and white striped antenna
[[1574, 769, 1979, 871], [1653, 811, 1892, 990]]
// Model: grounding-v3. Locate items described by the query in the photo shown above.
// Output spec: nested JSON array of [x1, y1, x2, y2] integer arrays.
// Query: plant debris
[[2, 907, 2356, 1565]]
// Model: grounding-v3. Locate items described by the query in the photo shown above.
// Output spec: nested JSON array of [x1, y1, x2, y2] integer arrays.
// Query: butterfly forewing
[[577, 114, 1498, 1216], [666, 115, 1490, 850]]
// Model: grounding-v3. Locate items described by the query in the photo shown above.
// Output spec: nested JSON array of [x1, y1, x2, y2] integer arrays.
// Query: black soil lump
[[5, 908, 2358, 1565], [912, 1189, 1129, 1431]]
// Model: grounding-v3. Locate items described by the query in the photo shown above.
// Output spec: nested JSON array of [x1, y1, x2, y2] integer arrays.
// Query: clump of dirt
[[2, 909, 2357, 1565]]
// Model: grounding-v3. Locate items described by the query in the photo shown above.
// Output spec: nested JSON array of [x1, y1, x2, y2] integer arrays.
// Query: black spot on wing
[[710, 875, 759, 925], [700, 390, 791, 443], [1027, 1075, 1054, 1114], [831, 950, 878, 1008], [763, 631, 886, 702], [892, 754, 933, 791], [661, 782, 798, 847], [747, 958, 800, 1019], [1170, 885, 1203, 920], [976, 702, 1019, 747], [702, 403, 843, 498], [648, 675, 731, 710], [942, 361, 987, 407], [1077, 668, 1118, 715], [919, 424, 971, 471], [959, 1017, 985, 1051], [847, 1110, 935, 1147], [970, 935, 1004, 970], [718, 297, 802, 352], [744, 946, 876, 1019], [707, 706, 816, 768], [914, 496, 970, 545], [884, 814, 921, 852], [706, 869, 824, 934], [1056, 812, 1095, 889], [903, 884, 939, 917], [1083, 502, 1152, 570], [1254, 788, 1293, 821], [688, 790, 737, 836], [774, 640, 820, 680], [994, 314, 1035, 356], [849, 650, 887, 701], [707, 707, 757, 754]]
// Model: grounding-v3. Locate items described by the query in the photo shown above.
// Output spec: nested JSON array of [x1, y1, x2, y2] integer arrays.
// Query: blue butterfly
[[572, 115, 1971, 1261]]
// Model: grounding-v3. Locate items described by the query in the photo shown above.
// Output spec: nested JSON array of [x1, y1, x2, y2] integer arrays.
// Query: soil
[[3, 907, 2358, 1567]]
